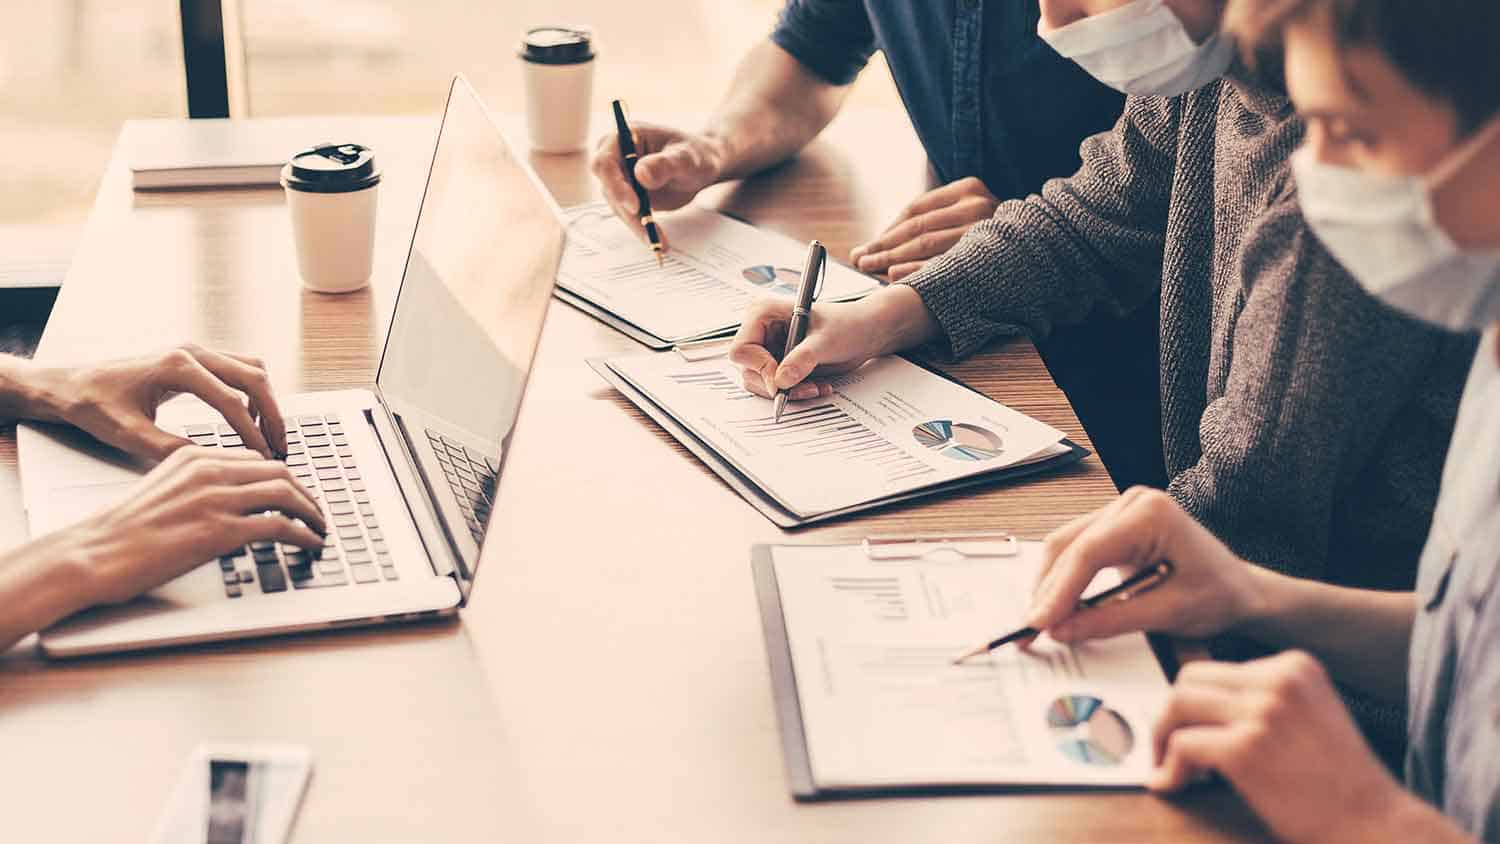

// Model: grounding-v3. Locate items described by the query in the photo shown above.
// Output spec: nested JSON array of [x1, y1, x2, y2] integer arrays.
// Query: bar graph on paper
[[730, 402, 938, 486], [559, 251, 751, 338], [828, 574, 910, 622], [663, 369, 758, 401]]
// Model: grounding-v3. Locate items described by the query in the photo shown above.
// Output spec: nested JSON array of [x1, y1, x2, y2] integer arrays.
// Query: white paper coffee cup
[[281, 143, 381, 294], [519, 26, 596, 154]]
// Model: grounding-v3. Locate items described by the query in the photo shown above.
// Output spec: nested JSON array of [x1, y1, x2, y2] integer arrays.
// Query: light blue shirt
[[1407, 326, 1500, 839]]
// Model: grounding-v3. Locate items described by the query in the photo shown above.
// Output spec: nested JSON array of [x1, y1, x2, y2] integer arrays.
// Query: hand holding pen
[[590, 118, 726, 251], [772, 241, 828, 423], [610, 99, 666, 266], [981, 488, 1272, 658], [954, 561, 1174, 664]]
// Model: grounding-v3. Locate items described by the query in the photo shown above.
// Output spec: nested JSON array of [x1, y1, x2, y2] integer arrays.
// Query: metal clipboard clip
[[673, 337, 733, 362], [862, 533, 1020, 561]]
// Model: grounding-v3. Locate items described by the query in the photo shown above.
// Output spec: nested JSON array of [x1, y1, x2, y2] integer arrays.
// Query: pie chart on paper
[[911, 420, 1004, 461], [1045, 694, 1135, 766], [741, 264, 801, 297]]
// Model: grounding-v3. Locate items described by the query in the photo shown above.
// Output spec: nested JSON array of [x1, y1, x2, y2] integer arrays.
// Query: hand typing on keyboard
[[201, 413, 399, 594], [0, 447, 325, 649], [12, 344, 289, 461]]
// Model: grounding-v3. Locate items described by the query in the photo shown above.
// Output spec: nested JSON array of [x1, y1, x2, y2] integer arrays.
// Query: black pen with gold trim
[[611, 99, 665, 267], [952, 561, 1175, 665]]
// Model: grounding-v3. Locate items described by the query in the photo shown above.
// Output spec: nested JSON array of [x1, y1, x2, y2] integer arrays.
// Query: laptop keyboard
[[184, 414, 397, 598], [424, 429, 496, 545]]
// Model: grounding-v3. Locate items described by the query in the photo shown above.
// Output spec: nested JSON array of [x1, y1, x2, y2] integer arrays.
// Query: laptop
[[18, 76, 564, 657]]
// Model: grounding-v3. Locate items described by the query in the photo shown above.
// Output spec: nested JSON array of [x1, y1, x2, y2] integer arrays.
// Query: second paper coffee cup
[[519, 26, 596, 153], [281, 143, 381, 293]]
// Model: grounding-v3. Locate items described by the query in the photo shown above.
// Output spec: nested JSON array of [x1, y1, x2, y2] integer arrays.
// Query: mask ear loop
[[1427, 114, 1500, 188], [1429, 114, 1500, 249]]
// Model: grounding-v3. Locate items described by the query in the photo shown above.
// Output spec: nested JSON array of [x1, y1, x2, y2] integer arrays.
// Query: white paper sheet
[[605, 353, 1067, 517], [558, 202, 877, 343], [771, 543, 1170, 789]]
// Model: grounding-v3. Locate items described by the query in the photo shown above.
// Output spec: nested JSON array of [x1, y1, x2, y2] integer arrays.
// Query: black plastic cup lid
[[281, 143, 381, 194], [519, 26, 595, 65]]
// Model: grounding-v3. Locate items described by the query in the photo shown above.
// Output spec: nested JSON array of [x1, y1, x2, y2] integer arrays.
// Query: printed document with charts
[[557, 202, 878, 347], [753, 540, 1171, 797], [591, 351, 1084, 525]]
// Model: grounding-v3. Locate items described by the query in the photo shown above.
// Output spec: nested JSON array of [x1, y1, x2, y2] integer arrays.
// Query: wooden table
[[0, 111, 1264, 842]]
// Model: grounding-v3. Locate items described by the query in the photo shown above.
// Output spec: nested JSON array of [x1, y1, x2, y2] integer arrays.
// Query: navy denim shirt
[[771, 0, 1125, 200]]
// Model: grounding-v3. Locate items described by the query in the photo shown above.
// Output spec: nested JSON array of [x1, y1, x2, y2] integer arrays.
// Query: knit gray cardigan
[[903, 73, 1476, 594]]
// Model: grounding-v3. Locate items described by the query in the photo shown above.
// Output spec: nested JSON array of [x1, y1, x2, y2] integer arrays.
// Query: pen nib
[[772, 394, 787, 424], [654, 250, 664, 269], [951, 645, 990, 666]]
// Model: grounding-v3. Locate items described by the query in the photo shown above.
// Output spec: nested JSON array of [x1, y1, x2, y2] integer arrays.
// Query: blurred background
[[0, 0, 903, 231]]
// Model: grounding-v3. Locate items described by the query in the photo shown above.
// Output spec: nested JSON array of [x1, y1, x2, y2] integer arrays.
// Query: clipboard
[[587, 354, 1088, 528], [752, 537, 1169, 800]]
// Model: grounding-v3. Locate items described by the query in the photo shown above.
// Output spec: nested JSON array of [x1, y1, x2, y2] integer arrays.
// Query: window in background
[[0, 1, 903, 236], [0, 1, 185, 228], [238, 1, 901, 119]]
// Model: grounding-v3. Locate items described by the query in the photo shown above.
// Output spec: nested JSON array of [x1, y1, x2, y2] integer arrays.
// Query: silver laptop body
[[19, 76, 563, 657]]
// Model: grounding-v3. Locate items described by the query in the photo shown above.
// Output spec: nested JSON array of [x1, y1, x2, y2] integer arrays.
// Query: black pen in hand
[[611, 99, 665, 267], [951, 561, 1175, 665]]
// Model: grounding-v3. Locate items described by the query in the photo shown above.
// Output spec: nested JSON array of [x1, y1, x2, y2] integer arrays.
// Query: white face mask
[[1293, 124, 1500, 333], [1038, 0, 1235, 97]]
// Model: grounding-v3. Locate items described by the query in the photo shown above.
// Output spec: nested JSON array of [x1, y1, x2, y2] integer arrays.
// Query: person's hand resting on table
[[848, 178, 1000, 281]]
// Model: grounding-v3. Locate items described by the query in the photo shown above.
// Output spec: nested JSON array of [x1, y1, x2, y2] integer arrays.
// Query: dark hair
[[1226, 0, 1500, 132]]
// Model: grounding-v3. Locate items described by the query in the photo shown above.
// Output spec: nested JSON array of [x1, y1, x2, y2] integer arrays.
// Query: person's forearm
[[867, 285, 942, 355], [701, 41, 850, 181], [1348, 787, 1475, 844], [0, 527, 98, 652], [1238, 567, 1415, 705], [0, 354, 70, 426]]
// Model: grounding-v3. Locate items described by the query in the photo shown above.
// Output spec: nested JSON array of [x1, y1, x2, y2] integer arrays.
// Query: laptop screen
[[376, 76, 562, 587]]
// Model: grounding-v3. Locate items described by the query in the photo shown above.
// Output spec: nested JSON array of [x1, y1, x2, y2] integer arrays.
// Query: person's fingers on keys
[[157, 347, 273, 458], [231, 511, 325, 553], [195, 349, 287, 456], [210, 457, 324, 529], [223, 478, 326, 535]]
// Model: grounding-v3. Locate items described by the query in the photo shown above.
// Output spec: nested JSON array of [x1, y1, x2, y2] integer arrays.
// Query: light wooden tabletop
[[0, 110, 1265, 841]]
